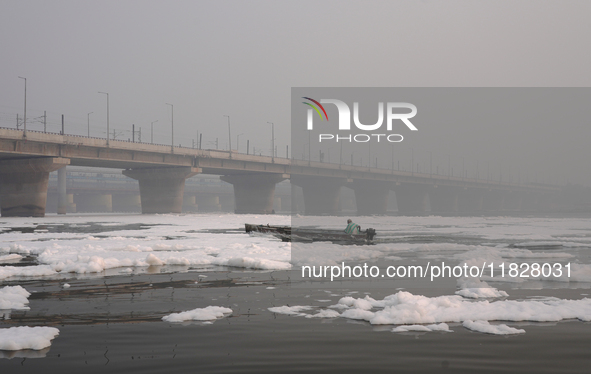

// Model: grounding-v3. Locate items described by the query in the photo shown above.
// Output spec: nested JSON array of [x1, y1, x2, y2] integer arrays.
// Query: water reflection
[[0, 347, 50, 359]]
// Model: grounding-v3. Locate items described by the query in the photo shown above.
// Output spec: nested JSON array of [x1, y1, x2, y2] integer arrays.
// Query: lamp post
[[18, 76, 27, 137], [98, 92, 109, 145], [223, 115, 232, 156], [166, 103, 174, 153], [151, 120, 158, 144], [267, 122, 274, 157], [87, 112, 93, 137]]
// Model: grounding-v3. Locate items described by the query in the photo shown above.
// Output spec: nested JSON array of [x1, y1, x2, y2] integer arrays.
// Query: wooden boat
[[245, 223, 376, 243]]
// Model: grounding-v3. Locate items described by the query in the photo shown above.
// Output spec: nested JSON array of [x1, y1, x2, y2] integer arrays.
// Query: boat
[[245, 223, 376, 244]]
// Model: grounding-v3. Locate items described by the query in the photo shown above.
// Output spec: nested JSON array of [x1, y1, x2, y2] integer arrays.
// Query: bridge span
[[0, 128, 559, 217]]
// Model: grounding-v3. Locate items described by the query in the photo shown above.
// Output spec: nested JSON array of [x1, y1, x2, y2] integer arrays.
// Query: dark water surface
[[1, 270, 590, 373]]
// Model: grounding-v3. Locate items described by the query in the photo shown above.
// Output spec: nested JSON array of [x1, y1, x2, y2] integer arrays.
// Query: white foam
[[338, 291, 591, 325], [268, 305, 314, 315], [392, 323, 452, 332], [0, 326, 59, 350], [162, 306, 232, 322], [0, 286, 31, 310], [456, 278, 509, 299], [463, 320, 525, 335], [304, 309, 341, 318], [0, 254, 23, 263]]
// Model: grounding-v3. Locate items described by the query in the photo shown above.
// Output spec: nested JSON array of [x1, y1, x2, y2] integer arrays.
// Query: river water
[[1, 213, 591, 373]]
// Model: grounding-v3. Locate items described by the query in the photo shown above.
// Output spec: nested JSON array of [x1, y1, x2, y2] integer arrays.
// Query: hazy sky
[[2, 0, 591, 184]]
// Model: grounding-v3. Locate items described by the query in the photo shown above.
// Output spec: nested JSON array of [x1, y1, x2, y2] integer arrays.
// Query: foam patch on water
[[162, 306, 233, 322], [337, 291, 591, 326], [268, 305, 314, 316], [463, 320, 525, 335], [0, 326, 59, 350], [392, 323, 452, 333], [456, 278, 509, 299], [0, 286, 31, 310], [0, 254, 22, 263]]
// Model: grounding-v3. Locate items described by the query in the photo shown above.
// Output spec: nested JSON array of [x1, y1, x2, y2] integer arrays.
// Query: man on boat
[[344, 219, 361, 234]]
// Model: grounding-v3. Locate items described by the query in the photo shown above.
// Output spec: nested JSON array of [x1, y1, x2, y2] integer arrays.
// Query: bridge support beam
[[57, 167, 67, 215], [351, 180, 391, 215], [291, 176, 346, 215], [123, 167, 200, 214], [392, 183, 430, 213], [221, 174, 287, 214], [0, 158, 70, 217], [429, 185, 459, 213]]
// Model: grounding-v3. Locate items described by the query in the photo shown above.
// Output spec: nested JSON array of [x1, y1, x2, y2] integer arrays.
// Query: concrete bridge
[[0, 128, 560, 217]]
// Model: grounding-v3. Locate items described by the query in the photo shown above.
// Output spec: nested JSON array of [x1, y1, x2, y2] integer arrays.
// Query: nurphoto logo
[[302, 97, 418, 143]]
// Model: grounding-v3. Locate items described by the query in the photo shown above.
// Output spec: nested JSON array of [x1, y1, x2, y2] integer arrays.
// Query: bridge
[[0, 128, 560, 217]]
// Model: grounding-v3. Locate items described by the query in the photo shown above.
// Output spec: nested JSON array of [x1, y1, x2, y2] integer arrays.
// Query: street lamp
[[151, 120, 158, 144], [98, 92, 109, 145], [267, 122, 274, 157], [87, 112, 93, 137], [18, 76, 26, 137], [166, 103, 174, 153], [236, 133, 244, 152], [223, 115, 232, 156]]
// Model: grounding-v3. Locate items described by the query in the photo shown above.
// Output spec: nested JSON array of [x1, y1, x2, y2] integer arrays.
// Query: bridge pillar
[[351, 180, 391, 215], [0, 158, 69, 217], [429, 185, 459, 213], [182, 194, 199, 212], [291, 176, 346, 215], [221, 174, 287, 214], [392, 183, 430, 213], [458, 188, 484, 212], [195, 194, 222, 212], [57, 167, 67, 215], [123, 167, 200, 214]]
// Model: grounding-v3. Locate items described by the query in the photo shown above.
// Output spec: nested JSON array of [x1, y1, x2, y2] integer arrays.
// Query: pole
[[87, 112, 93, 137], [224, 115, 231, 157], [247, 140, 249, 155], [286, 145, 289, 158], [132, 124, 135, 142], [43, 111, 46, 132], [98, 92, 109, 145], [61, 114, 64, 135], [166, 103, 174, 153], [199, 133, 202, 149], [18, 76, 27, 137]]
